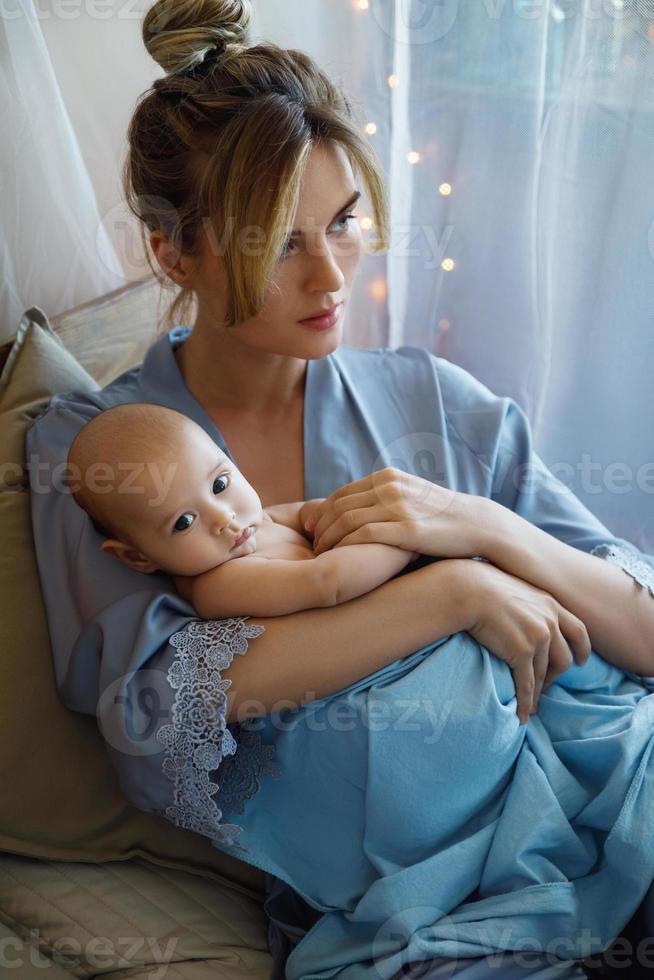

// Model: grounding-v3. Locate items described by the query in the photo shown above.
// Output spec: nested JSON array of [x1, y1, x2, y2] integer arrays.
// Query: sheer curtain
[[346, 0, 654, 553], [259, 0, 653, 552], [0, 0, 125, 335], [2, 0, 652, 549]]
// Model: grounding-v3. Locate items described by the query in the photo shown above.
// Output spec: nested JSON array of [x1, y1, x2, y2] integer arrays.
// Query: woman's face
[[162, 141, 365, 359]]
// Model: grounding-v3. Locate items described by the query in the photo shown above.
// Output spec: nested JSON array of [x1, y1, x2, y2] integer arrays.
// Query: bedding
[[0, 851, 271, 979]]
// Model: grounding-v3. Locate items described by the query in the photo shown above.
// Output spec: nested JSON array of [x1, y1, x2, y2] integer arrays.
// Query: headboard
[[0, 275, 190, 389]]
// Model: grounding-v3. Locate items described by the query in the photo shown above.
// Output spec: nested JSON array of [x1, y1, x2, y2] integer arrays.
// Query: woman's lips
[[299, 303, 342, 330]]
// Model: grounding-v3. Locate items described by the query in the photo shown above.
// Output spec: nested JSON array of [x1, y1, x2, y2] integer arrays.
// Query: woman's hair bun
[[143, 0, 251, 76]]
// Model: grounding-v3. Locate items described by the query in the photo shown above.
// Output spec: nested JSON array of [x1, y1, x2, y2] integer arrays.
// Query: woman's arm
[[221, 558, 469, 723], [308, 464, 654, 678], [307, 356, 654, 680], [483, 392, 654, 677], [482, 500, 654, 677]]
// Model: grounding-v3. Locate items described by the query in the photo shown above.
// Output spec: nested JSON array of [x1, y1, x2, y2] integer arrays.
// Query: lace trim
[[156, 617, 280, 852], [215, 722, 280, 816], [591, 543, 654, 597]]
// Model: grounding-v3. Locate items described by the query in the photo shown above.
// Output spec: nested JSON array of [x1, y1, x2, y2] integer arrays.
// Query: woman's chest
[[212, 413, 306, 507]]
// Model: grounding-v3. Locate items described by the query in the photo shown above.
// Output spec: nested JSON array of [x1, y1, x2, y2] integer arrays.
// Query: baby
[[66, 403, 420, 619]]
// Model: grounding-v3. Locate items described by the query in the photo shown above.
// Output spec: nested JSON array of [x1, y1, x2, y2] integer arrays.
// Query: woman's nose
[[305, 238, 346, 291]]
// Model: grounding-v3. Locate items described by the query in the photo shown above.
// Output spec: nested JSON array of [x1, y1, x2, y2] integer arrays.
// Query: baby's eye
[[213, 474, 229, 494], [173, 513, 195, 533]]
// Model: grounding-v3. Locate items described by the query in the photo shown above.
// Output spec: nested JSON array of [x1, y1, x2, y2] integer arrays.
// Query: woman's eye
[[279, 214, 358, 258], [333, 213, 358, 232], [213, 474, 229, 494], [173, 513, 195, 533]]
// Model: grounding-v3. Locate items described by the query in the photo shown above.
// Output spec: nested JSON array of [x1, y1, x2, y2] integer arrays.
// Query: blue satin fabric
[[25, 327, 654, 979]]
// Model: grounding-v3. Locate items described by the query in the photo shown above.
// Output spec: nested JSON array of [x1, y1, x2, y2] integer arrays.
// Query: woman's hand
[[450, 559, 592, 724], [306, 468, 494, 559], [299, 498, 326, 535]]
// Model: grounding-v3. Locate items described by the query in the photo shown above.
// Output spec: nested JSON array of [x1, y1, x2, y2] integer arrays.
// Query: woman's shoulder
[[334, 342, 505, 410], [333, 343, 512, 469], [25, 360, 146, 458], [28, 325, 189, 449], [333, 341, 437, 381]]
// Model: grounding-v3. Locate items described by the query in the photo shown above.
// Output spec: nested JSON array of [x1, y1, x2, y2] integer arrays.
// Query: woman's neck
[[175, 322, 308, 419]]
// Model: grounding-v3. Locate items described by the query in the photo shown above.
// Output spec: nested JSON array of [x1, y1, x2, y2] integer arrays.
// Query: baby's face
[[113, 422, 262, 577]]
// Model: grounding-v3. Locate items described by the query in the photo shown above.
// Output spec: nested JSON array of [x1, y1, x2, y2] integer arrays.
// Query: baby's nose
[[210, 509, 236, 537]]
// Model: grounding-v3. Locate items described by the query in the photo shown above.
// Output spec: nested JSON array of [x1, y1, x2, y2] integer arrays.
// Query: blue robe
[[26, 326, 654, 979]]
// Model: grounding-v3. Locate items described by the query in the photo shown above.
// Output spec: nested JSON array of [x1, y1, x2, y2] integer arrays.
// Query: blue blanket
[[212, 633, 654, 979]]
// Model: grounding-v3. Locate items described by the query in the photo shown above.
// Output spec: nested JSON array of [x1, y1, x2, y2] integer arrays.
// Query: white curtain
[[344, 0, 654, 554], [259, 0, 653, 552], [0, 0, 126, 337], [2, 0, 652, 550]]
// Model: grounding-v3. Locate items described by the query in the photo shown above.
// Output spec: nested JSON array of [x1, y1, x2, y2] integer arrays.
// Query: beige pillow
[[0, 852, 272, 979], [0, 308, 266, 904]]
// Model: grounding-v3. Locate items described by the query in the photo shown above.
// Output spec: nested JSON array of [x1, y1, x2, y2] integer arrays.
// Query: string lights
[[369, 277, 388, 303], [354, 0, 456, 345]]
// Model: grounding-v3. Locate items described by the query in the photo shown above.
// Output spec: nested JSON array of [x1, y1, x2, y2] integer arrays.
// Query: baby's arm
[[173, 543, 418, 620], [316, 542, 419, 603], [174, 554, 344, 620]]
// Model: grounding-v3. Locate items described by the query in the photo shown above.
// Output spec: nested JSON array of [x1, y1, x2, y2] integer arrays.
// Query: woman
[[26, 1, 654, 977]]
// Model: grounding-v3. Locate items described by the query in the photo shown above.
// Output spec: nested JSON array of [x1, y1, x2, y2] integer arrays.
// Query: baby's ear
[[100, 538, 159, 574]]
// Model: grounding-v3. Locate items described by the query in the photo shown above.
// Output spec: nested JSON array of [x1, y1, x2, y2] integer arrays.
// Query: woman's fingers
[[558, 606, 592, 665], [541, 662, 559, 692], [308, 475, 384, 532], [539, 616, 585, 695], [536, 607, 591, 701], [330, 523, 397, 549], [314, 514, 400, 555], [308, 468, 416, 544], [512, 656, 536, 725], [308, 467, 486, 560], [524, 628, 573, 721], [310, 489, 377, 546], [530, 640, 550, 714], [313, 503, 393, 555]]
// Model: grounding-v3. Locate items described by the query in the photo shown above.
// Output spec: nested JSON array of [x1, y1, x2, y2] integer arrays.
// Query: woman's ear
[[150, 230, 196, 288], [100, 538, 159, 574]]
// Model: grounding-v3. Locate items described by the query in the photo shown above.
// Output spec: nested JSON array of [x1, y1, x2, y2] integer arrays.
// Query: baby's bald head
[[67, 403, 193, 545], [67, 401, 262, 578]]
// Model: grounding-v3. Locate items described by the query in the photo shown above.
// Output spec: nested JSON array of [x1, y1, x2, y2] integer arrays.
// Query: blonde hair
[[123, 0, 390, 333]]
